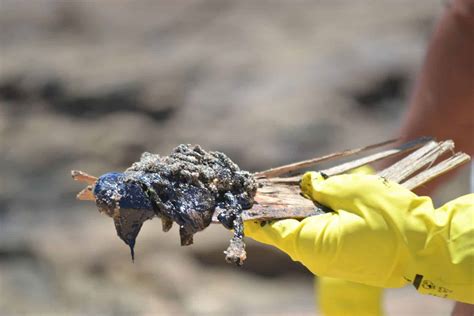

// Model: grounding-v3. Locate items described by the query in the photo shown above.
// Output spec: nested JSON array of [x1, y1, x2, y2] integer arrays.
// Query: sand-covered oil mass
[[93, 144, 257, 264]]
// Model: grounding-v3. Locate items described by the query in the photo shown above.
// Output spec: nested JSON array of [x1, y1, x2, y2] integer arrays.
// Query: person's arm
[[244, 172, 474, 304], [398, 0, 474, 196]]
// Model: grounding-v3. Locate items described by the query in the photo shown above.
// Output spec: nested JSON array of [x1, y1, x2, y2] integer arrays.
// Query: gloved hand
[[317, 277, 383, 316], [317, 165, 384, 316], [244, 172, 474, 303]]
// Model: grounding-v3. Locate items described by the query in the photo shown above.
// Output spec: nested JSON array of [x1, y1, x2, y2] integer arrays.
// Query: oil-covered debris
[[93, 172, 155, 261], [91, 144, 257, 264]]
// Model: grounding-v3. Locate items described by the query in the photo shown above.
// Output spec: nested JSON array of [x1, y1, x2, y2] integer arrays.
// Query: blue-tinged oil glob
[[91, 144, 257, 265], [94, 172, 155, 261], [94, 172, 153, 210]]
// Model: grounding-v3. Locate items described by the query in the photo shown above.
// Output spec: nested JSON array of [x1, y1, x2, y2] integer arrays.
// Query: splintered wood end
[[76, 185, 96, 201], [72, 170, 97, 201], [71, 170, 98, 184]]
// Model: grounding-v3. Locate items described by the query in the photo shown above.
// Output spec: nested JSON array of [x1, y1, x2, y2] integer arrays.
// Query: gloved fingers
[[243, 213, 338, 272], [317, 277, 384, 316], [243, 218, 310, 261], [348, 164, 376, 175], [300, 172, 426, 218], [300, 172, 327, 200], [244, 211, 401, 284]]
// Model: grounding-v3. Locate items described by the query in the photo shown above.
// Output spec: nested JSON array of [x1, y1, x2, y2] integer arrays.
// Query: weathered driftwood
[[72, 137, 470, 223], [401, 152, 471, 190], [261, 137, 433, 184], [221, 137, 470, 222], [71, 138, 470, 265], [254, 138, 399, 178], [378, 140, 454, 183], [71, 170, 97, 200]]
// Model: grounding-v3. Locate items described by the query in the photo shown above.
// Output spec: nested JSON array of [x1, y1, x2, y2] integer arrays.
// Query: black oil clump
[[93, 144, 257, 265]]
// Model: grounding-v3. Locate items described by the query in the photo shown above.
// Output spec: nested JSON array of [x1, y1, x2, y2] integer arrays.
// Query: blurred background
[[0, 1, 471, 315]]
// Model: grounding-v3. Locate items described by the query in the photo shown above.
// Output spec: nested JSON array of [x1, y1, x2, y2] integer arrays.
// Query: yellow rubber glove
[[244, 172, 474, 303], [318, 166, 384, 316], [317, 277, 383, 316]]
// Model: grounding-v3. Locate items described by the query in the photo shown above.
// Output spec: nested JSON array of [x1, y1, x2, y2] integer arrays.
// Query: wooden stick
[[71, 138, 469, 222], [401, 152, 471, 190], [237, 139, 469, 222], [264, 136, 433, 184], [71, 170, 98, 184], [236, 183, 324, 221], [76, 185, 95, 201], [254, 138, 400, 178], [235, 150, 470, 222], [321, 137, 433, 176], [378, 140, 454, 183]]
